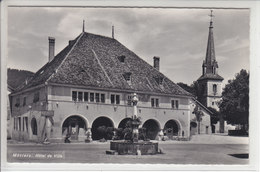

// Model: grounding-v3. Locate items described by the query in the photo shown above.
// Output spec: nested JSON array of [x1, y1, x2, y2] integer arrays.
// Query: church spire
[[203, 10, 218, 75]]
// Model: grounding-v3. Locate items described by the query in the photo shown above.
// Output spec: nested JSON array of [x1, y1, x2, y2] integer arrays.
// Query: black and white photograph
[[1, 1, 259, 171]]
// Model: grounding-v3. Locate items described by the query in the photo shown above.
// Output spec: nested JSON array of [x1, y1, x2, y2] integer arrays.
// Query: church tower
[[197, 10, 224, 111]]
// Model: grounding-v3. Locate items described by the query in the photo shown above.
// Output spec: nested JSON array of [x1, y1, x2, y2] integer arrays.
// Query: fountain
[[109, 93, 159, 155]]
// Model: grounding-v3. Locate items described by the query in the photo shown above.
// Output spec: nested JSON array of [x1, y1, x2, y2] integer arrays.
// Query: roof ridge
[[46, 32, 84, 83], [91, 49, 114, 86]]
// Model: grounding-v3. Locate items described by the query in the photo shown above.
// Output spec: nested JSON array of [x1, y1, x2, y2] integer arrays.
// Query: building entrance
[[62, 116, 86, 141]]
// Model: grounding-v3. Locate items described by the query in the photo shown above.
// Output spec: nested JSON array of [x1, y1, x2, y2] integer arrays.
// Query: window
[[23, 97, 26, 106], [95, 93, 100, 102], [116, 95, 120, 104], [127, 95, 132, 106], [78, 92, 83, 101], [151, 98, 159, 107], [111, 94, 120, 104], [213, 84, 217, 94], [31, 117, 37, 135], [171, 99, 179, 109], [212, 102, 214, 105], [15, 97, 20, 107], [84, 92, 88, 102], [151, 98, 155, 107], [72, 91, 77, 101], [123, 72, 132, 81], [175, 100, 179, 109], [111, 95, 115, 104], [171, 100, 175, 108], [90, 93, 94, 102], [118, 55, 126, 63], [18, 117, 21, 131], [23, 117, 25, 131], [101, 94, 105, 103], [155, 99, 159, 107], [33, 92, 40, 103], [24, 117, 28, 132], [154, 76, 164, 85], [13, 118, 16, 130]]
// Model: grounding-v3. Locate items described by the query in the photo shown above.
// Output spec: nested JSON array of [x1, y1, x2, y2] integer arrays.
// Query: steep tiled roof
[[15, 32, 191, 97], [197, 73, 224, 81]]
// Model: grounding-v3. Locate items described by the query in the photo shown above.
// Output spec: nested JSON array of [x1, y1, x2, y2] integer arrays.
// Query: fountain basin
[[110, 141, 158, 155]]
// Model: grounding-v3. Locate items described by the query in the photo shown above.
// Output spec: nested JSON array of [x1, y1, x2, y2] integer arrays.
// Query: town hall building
[[9, 13, 220, 143]]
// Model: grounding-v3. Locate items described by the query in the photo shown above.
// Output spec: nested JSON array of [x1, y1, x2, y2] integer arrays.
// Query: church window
[[213, 84, 217, 94]]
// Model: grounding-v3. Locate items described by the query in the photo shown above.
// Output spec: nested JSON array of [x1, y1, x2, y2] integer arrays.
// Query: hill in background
[[8, 68, 34, 90]]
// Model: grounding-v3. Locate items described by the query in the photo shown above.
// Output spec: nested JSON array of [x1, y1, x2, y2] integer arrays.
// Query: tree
[[219, 69, 249, 130], [177, 82, 199, 98], [192, 105, 204, 134]]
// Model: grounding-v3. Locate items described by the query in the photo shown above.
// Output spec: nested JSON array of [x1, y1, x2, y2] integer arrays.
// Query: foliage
[[106, 127, 114, 140], [192, 105, 204, 134], [97, 126, 107, 139], [219, 69, 249, 128], [207, 107, 221, 125], [177, 81, 200, 98], [7, 68, 34, 89]]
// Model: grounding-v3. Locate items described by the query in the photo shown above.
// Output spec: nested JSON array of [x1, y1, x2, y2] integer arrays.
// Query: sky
[[7, 7, 249, 86]]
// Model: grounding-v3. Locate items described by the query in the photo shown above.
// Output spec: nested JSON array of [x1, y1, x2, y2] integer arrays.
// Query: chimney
[[153, 56, 160, 71], [48, 37, 55, 62]]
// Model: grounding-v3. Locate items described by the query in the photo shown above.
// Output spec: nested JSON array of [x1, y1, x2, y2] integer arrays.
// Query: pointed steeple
[[203, 10, 218, 75]]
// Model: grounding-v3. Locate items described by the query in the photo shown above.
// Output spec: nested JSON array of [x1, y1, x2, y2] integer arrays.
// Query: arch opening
[[91, 117, 114, 140], [118, 118, 132, 129], [142, 119, 160, 140], [164, 120, 180, 139], [31, 117, 37, 135], [62, 115, 87, 141]]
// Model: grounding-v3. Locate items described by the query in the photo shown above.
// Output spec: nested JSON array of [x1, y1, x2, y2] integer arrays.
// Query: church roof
[[197, 73, 224, 81], [15, 31, 191, 97]]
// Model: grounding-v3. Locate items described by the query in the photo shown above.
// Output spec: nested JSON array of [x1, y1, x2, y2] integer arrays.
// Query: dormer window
[[123, 72, 132, 84], [118, 55, 126, 63], [154, 76, 164, 85]]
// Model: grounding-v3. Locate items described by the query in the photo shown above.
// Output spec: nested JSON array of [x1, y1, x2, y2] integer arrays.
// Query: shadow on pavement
[[229, 153, 249, 159]]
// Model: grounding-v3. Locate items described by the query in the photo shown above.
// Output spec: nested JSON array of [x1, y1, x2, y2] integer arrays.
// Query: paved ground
[[7, 134, 249, 164]]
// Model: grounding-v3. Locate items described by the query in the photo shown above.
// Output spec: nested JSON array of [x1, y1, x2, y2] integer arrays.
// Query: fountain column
[[132, 93, 139, 142]]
